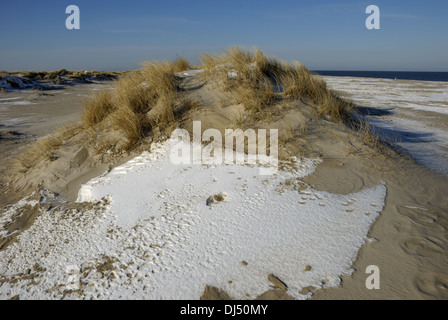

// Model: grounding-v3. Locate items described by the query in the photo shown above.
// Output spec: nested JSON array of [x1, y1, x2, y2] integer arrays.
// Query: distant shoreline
[[314, 70, 448, 82], [3, 69, 448, 83]]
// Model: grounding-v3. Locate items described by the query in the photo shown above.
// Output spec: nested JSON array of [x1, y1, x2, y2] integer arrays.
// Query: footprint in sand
[[415, 272, 448, 299], [398, 206, 445, 231], [400, 237, 444, 257]]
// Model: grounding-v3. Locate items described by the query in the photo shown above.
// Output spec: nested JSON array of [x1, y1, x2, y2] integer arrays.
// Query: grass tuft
[[82, 90, 114, 127], [200, 47, 354, 122], [80, 58, 192, 150], [16, 48, 392, 172]]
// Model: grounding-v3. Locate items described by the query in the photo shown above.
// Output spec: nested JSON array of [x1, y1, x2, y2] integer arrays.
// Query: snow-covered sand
[[2, 72, 447, 300], [0, 138, 386, 300], [323, 76, 448, 177]]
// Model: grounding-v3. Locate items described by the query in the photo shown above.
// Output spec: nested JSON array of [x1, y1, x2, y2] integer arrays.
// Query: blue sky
[[1, 0, 447, 71]]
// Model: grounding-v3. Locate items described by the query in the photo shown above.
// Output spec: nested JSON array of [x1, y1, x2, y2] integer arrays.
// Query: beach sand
[[310, 77, 448, 299], [0, 82, 113, 160], [0, 71, 447, 300]]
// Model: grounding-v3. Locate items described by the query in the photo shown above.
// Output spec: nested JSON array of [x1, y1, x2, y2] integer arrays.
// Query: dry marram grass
[[16, 48, 392, 172], [18, 123, 82, 170], [200, 47, 354, 122], [82, 58, 191, 149]]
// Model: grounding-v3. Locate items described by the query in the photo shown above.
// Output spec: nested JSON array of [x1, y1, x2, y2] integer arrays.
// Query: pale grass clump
[[17, 58, 191, 170], [82, 90, 114, 127], [201, 48, 281, 116], [233, 79, 276, 114], [347, 116, 407, 160], [109, 106, 143, 145], [351, 117, 409, 160], [171, 57, 191, 74], [276, 62, 354, 121], [145, 94, 176, 130], [18, 136, 62, 169], [200, 47, 354, 122], [280, 63, 328, 106], [112, 72, 154, 114], [355, 119, 381, 149], [16, 49, 360, 171], [315, 91, 356, 121], [81, 58, 191, 149]]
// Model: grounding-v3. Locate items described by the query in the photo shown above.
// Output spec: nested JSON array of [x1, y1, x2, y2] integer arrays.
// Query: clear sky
[[1, 0, 447, 71]]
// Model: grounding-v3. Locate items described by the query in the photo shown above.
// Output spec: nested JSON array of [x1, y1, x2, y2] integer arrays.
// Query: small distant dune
[[0, 69, 125, 92]]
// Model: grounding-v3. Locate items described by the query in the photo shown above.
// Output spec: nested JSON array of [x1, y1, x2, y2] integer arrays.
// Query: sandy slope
[[0, 72, 447, 300], [308, 152, 448, 299], [312, 76, 448, 299], [324, 76, 448, 177], [0, 82, 114, 164]]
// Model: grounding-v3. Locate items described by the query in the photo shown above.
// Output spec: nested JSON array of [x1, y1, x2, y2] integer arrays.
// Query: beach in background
[[0, 60, 447, 300]]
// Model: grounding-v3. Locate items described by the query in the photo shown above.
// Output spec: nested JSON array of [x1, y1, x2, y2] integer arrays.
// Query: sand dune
[[0, 50, 447, 300]]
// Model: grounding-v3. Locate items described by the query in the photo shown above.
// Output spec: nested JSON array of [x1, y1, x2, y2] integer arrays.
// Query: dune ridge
[[0, 48, 447, 300]]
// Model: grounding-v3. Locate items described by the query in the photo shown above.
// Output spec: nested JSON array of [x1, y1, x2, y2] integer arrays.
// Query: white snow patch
[[324, 76, 448, 177], [0, 100, 36, 106], [0, 96, 35, 106], [0, 97, 22, 102], [175, 69, 204, 78], [0, 139, 387, 300]]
